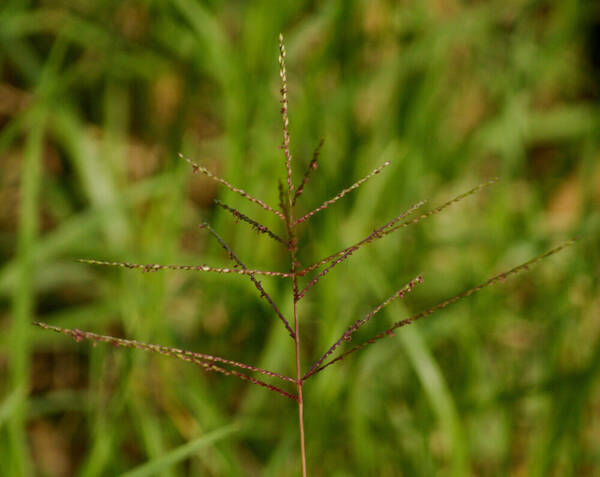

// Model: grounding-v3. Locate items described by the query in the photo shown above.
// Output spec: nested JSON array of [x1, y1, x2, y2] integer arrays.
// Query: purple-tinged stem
[[214, 200, 287, 245], [307, 239, 576, 377], [201, 223, 296, 339], [293, 160, 391, 226], [293, 139, 323, 206], [172, 351, 298, 400], [33, 322, 297, 399], [278, 180, 288, 217], [179, 153, 285, 220], [303, 275, 423, 380]]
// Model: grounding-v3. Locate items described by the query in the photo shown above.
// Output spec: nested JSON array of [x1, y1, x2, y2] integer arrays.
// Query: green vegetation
[[1, 1, 599, 475]]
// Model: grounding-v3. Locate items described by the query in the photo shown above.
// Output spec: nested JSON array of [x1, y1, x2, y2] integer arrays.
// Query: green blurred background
[[2, 0, 599, 475]]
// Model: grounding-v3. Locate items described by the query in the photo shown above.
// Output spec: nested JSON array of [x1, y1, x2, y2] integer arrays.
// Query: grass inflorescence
[[34, 35, 576, 476]]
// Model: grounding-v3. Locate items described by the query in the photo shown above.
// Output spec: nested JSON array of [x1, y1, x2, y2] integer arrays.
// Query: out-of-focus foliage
[[1, 1, 599, 475]]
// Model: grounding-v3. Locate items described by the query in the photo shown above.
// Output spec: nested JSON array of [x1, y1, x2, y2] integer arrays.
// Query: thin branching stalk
[[33, 322, 297, 399], [200, 222, 295, 339], [76, 258, 292, 277], [179, 153, 285, 220], [296, 202, 427, 298], [214, 199, 287, 244], [303, 275, 424, 380], [298, 179, 497, 276], [382, 177, 499, 235], [293, 139, 323, 206], [293, 160, 391, 226], [278, 180, 289, 218]]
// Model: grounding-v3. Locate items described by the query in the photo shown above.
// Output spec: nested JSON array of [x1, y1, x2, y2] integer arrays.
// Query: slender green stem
[[286, 201, 307, 476], [292, 249, 307, 477]]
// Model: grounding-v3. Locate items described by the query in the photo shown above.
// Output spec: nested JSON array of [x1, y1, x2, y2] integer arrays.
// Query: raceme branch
[[296, 201, 427, 297], [76, 258, 292, 278], [303, 275, 424, 380], [33, 322, 297, 400], [293, 139, 323, 206], [200, 222, 296, 339], [293, 160, 392, 226], [179, 152, 285, 220], [306, 239, 577, 378], [215, 199, 287, 245], [298, 179, 498, 277]]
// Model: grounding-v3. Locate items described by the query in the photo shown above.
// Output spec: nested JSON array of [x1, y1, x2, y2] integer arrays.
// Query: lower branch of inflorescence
[[303, 274, 424, 380], [305, 239, 577, 378], [33, 322, 298, 400]]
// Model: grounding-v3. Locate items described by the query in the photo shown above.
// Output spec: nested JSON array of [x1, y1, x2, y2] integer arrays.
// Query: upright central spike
[[279, 33, 294, 208]]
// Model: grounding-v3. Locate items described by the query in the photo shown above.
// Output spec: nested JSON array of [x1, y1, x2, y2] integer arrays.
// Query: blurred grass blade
[[0, 386, 27, 429], [51, 107, 130, 246], [120, 424, 239, 477], [7, 108, 46, 476], [527, 343, 600, 477], [0, 172, 179, 298], [399, 326, 469, 477]]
